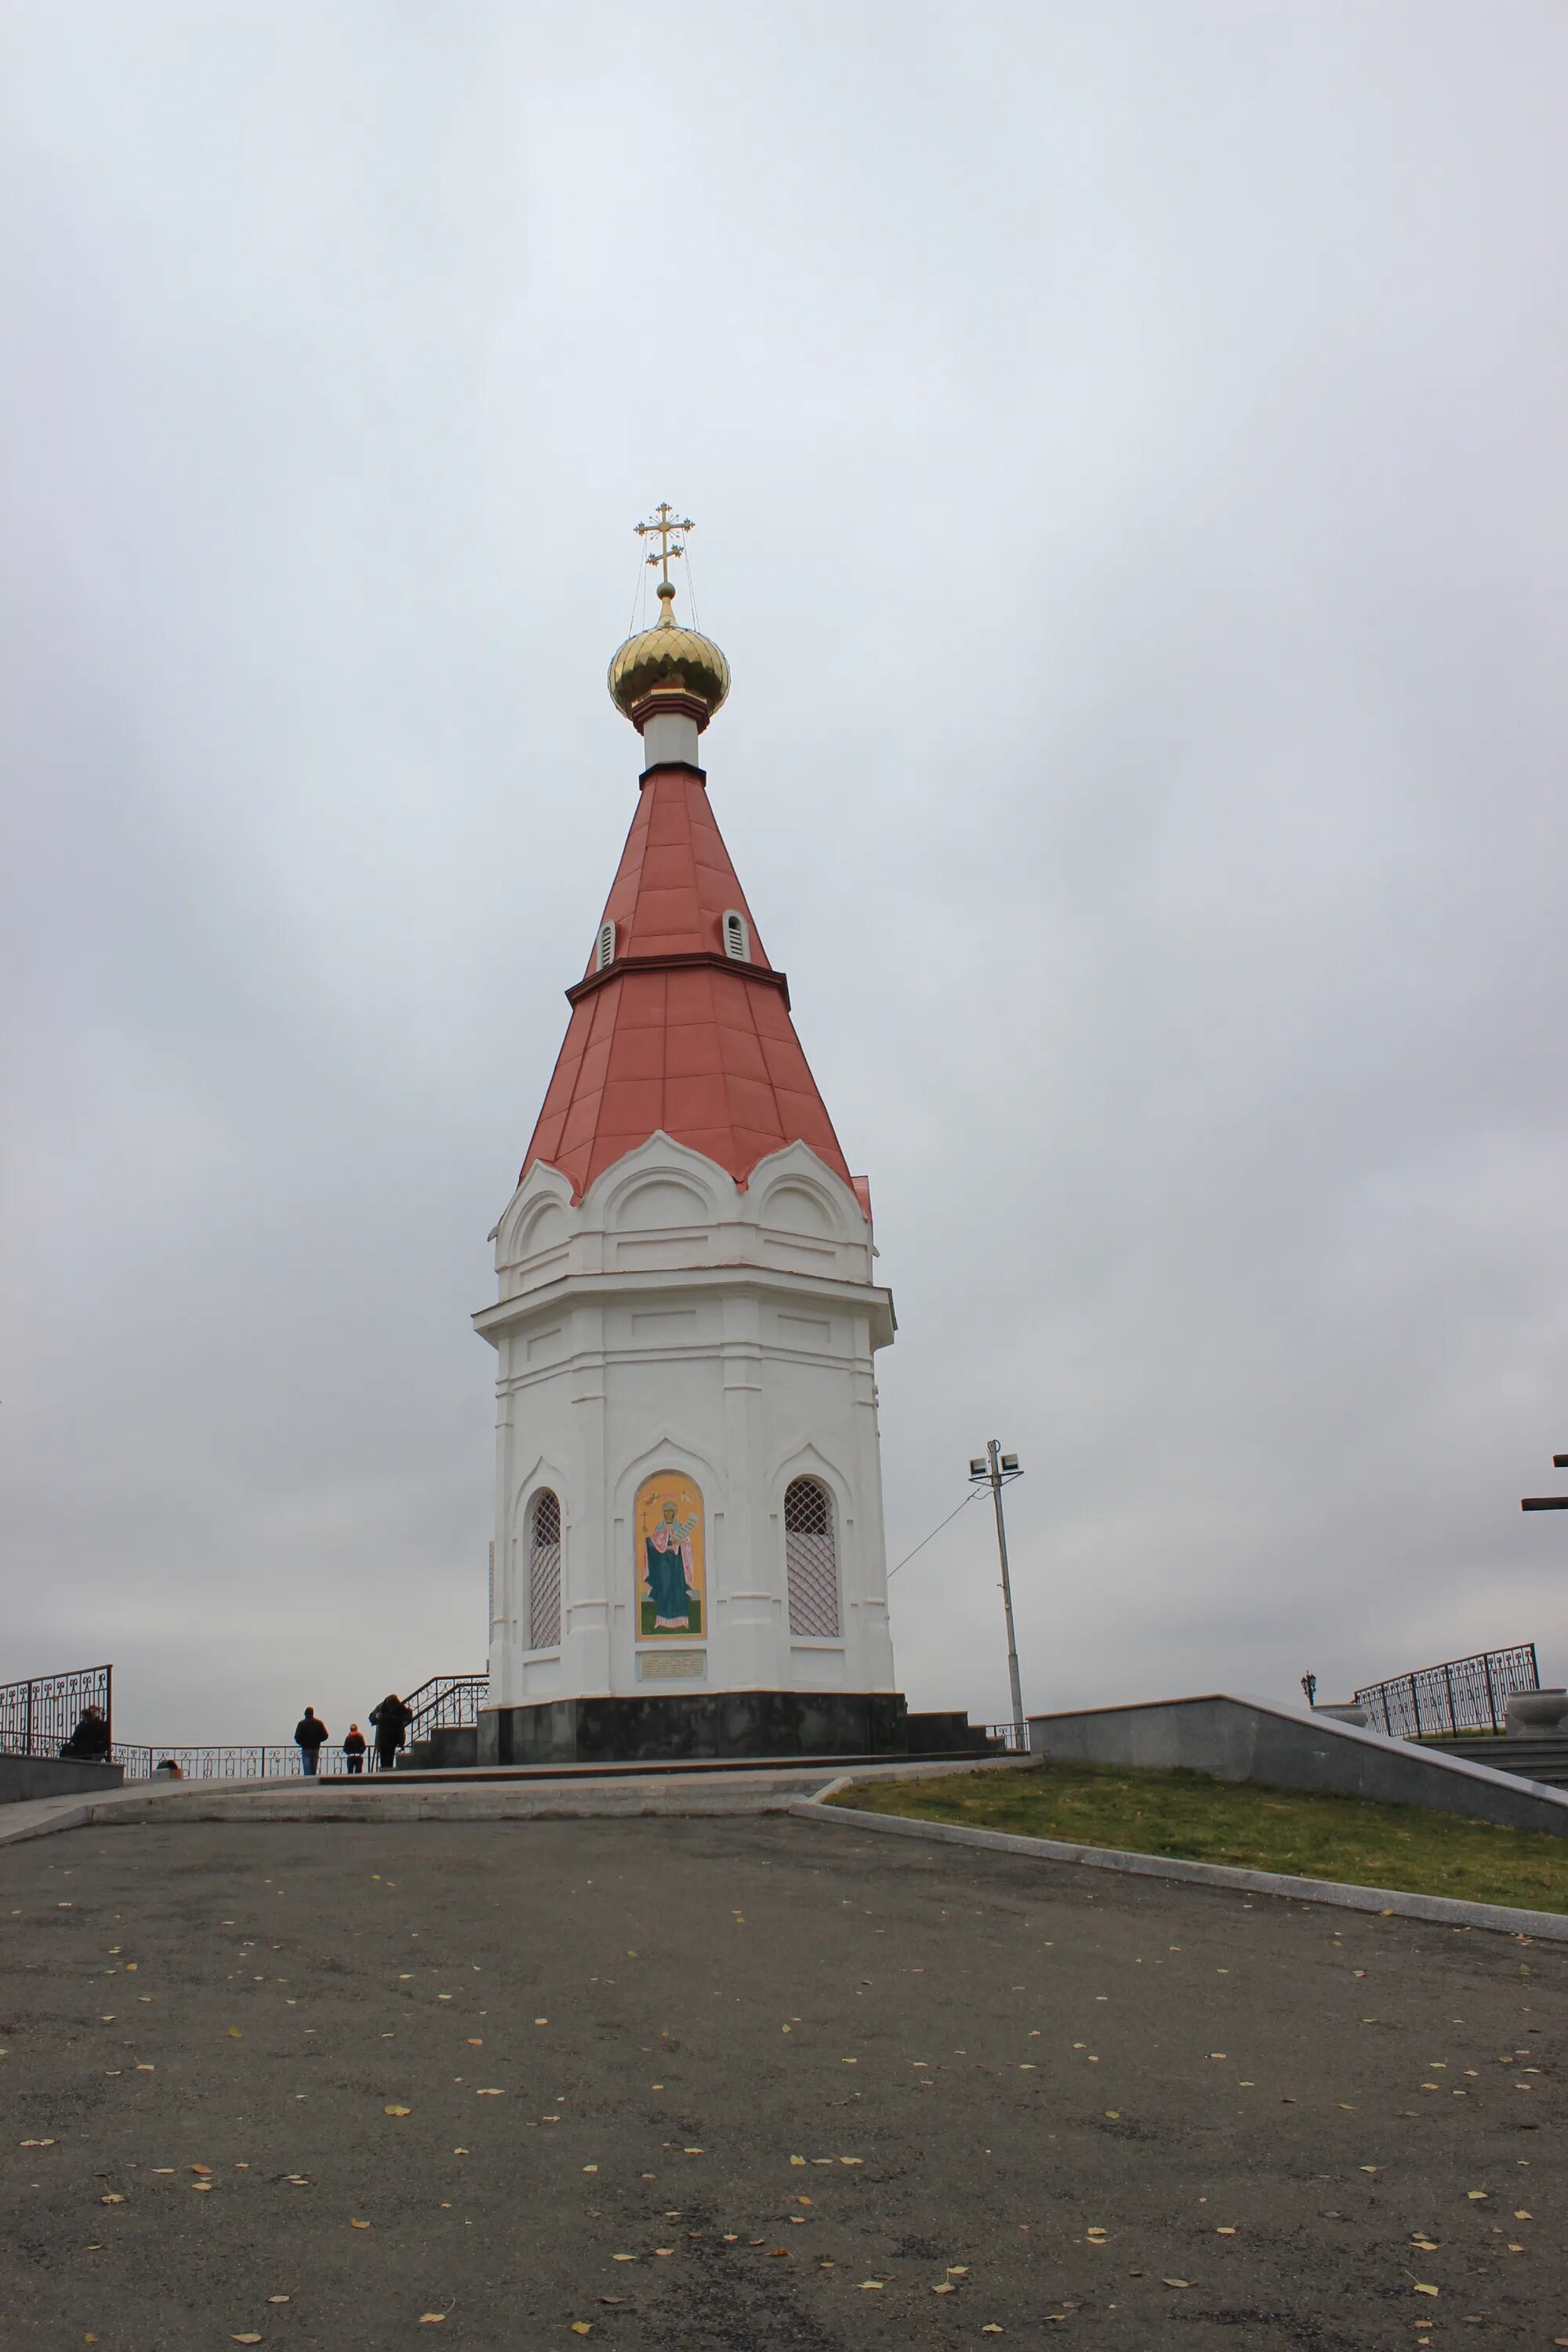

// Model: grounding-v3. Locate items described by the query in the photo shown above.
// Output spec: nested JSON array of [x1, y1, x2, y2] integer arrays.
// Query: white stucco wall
[[474, 1134, 898, 1708]]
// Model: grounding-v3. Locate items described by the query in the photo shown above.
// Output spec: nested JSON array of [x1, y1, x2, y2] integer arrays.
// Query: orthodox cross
[[635, 503, 695, 589]]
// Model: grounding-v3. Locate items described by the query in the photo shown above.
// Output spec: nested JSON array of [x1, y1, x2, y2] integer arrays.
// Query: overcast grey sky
[[4, 2, 1566, 1747]]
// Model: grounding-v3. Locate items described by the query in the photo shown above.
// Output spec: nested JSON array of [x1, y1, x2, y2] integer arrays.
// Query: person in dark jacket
[[368, 1693, 411, 1772], [60, 1704, 111, 1761], [294, 1707, 329, 1777], [342, 1724, 366, 1774]]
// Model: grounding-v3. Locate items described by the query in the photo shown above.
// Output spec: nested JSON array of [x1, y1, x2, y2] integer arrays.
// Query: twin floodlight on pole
[[969, 1441, 1025, 1750], [1521, 1452, 1568, 1512]]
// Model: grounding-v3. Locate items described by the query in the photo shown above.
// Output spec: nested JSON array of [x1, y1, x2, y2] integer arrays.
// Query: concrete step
[[1425, 1737, 1568, 1788]]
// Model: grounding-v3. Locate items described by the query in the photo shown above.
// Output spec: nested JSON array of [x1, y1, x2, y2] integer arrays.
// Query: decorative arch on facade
[[494, 1165, 573, 1269], [784, 1473, 841, 1639], [586, 1134, 733, 1234], [755, 1172, 848, 1240]]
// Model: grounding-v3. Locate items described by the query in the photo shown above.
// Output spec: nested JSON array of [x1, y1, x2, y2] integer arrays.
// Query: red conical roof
[[520, 765, 856, 1201]]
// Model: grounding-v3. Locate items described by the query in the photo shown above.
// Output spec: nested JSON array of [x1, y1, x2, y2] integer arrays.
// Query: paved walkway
[[0, 1761, 913, 1847], [4, 1812, 1563, 2347]]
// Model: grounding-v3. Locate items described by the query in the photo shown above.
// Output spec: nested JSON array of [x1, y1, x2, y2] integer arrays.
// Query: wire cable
[[682, 535, 702, 633], [887, 1487, 982, 1579]]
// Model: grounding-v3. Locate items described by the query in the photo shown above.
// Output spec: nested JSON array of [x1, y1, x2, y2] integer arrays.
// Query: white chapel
[[473, 513, 942, 1765]]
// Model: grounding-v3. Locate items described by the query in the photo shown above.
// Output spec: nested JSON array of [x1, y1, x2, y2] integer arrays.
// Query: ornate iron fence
[[113, 1745, 358, 1780], [983, 1722, 1032, 1754], [0, 1664, 112, 1759], [107, 1677, 488, 1780], [1355, 1643, 1539, 1738], [21, 1669, 491, 1780]]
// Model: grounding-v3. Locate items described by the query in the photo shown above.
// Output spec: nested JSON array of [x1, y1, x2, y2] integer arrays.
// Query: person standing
[[368, 1692, 411, 1772], [294, 1706, 329, 1777], [342, 1723, 366, 1774]]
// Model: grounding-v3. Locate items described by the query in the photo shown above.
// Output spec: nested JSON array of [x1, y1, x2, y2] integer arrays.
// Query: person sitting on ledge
[[152, 1758, 183, 1779], [60, 1704, 111, 1761]]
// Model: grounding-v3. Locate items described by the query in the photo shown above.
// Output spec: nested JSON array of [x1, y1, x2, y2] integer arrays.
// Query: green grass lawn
[[829, 1760, 1568, 1915]]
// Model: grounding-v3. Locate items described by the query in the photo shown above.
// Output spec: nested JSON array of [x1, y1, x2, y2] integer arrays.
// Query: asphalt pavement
[[2, 1813, 1563, 2350]]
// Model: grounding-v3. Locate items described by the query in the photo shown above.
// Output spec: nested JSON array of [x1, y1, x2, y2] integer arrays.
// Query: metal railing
[[112, 1744, 377, 1780], [0, 1664, 112, 1758], [107, 1675, 489, 1780], [983, 1721, 1032, 1754], [402, 1675, 488, 1737], [5, 1668, 491, 1780], [1356, 1643, 1539, 1738]]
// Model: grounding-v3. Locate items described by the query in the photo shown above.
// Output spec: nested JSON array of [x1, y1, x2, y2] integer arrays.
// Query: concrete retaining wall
[[0, 1755, 125, 1805], [1027, 1693, 1568, 1839]]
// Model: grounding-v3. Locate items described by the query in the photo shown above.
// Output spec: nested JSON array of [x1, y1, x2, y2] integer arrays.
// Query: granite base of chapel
[[447, 1693, 989, 1769]]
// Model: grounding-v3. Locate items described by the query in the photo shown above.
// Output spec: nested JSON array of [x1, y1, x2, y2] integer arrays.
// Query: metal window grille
[[1355, 1642, 1538, 1738], [723, 910, 750, 962], [785, 1477, 840, 1638], [529, 1490, 562, 1650], [596, 921, 615, 971]]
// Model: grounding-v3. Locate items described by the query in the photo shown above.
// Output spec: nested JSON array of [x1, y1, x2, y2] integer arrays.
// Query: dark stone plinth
[[906, 1710, 994, 1755], [407, 1725, 479, 1772], [476, 1690, 969, 1768]]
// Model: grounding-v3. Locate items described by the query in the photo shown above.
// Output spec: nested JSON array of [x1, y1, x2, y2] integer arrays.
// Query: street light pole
[[970, 1441, 1025, 1750]]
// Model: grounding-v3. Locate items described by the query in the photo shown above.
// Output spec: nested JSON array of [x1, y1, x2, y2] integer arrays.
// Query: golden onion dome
[[608, 579, 731, 726]]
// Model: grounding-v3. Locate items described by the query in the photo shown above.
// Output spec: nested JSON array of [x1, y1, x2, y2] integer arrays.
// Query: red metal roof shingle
[[519, 766, 854, 1200]]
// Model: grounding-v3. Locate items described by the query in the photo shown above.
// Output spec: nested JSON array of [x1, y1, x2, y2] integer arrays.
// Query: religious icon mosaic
[[635, 1470, 705, 1639]]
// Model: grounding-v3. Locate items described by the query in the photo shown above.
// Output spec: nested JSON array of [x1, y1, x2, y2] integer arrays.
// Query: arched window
[[528, 1490, 562, 1650], [596, 920, 616, 971], [785, 1476, 840, 1638], [722, 909, 750, 962]]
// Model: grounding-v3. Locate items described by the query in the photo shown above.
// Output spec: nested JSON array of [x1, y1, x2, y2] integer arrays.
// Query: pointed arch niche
[[525, 1486, 562, 1650], [784, 1475, 840, 1639]]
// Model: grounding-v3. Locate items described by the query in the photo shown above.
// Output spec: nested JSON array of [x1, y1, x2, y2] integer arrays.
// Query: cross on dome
[[609, 499, 730, 726], [634, 502, 694, 597]]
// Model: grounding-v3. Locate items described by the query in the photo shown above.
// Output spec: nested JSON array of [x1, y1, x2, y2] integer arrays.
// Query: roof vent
[[722, 909, 750, 963], [595, 920, 616, 971]]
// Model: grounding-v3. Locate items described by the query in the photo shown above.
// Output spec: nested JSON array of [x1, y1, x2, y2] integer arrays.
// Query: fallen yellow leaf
[[1414, 2285, 1439, 2298], [572, 2328, 592, 2339], [350, 2219, 371, 2230], [384, 2105, 411, 2117], [100, 2193, 125, 2205], [419, 2318, 446, 2327]]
